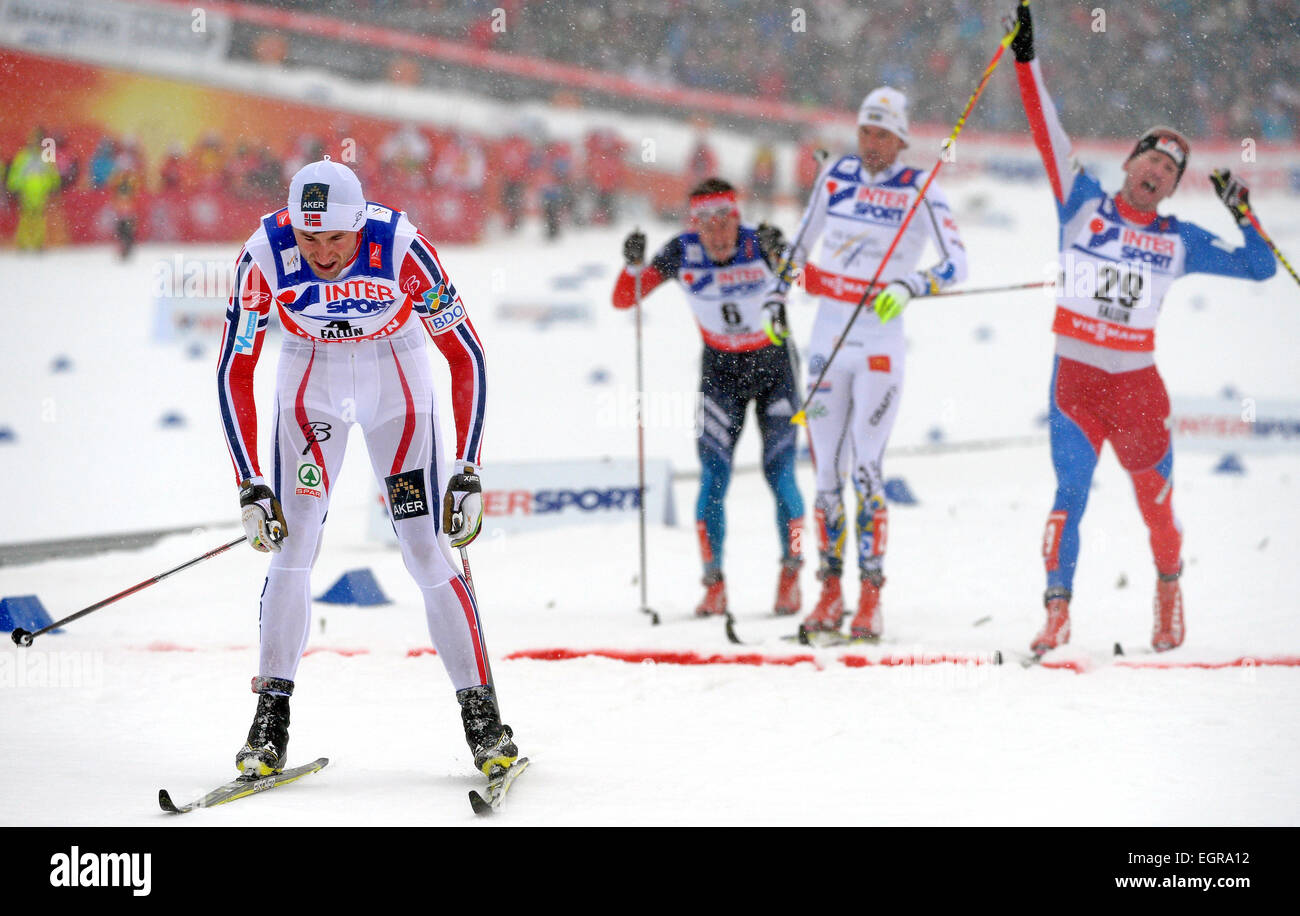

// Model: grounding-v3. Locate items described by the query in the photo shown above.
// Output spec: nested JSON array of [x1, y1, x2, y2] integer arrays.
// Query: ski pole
[[456, 544, 497, 688], [632, 257, 660, 625], [458, 545, 476, 600], [928, 279, 1053, 298], [791, 4, 1028, 426], [9, 535, 247, 647], [1235, 203, 1300, 288]]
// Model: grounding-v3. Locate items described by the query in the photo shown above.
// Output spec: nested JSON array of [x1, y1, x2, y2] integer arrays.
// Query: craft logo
[[385, 469, 429, 520], [296, 462, 322, 498], [370, 243, 382, 268], [869, 384, 897, 426], [49, 847, 151, 896], [868, 354, 891, 373], [300, 182, 329, 211]]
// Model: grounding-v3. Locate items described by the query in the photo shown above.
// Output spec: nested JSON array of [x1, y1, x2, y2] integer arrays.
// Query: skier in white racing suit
[[216, 158, 519, 780], [787, 87, 968, 640]]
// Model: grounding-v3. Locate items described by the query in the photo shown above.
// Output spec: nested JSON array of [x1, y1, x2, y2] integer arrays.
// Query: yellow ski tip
[[790, 411, 808, 427]]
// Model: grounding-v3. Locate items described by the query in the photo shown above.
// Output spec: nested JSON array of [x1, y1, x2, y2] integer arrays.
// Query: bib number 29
[[1093, 264, 1145, 309]]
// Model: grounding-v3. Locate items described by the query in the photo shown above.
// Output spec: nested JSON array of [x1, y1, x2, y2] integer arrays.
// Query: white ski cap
[[287, 157, 366, 232], [857, 87, 909, 145]]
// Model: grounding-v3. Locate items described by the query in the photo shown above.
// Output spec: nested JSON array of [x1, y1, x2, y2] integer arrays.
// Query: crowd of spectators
[[237, 0, 1299, 143], [1, 117, 644, 250]]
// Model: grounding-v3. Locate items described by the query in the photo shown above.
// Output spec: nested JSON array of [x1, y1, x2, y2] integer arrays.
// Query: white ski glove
[[443, 461, 483, 548], [239, 478, 287, 553]]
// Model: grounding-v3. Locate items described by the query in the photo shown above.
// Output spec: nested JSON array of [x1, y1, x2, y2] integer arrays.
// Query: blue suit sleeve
[[650, 235, 685, 279], [1181, 220, 1277, 280], [1058, 171, 1103, 224]]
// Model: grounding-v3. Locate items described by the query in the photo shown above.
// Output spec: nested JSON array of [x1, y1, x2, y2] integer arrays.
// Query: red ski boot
[[695, 570, 727, 617], [801, 573, 844, 632], [849, 573, 884, 639], [1152, 568, 1185, 652], [774, 559, 802, 616], [1031, 587, 1071, 656]]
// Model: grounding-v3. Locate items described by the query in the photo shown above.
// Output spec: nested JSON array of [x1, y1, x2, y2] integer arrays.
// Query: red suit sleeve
[[216, 251, 273, 485], [402, 232, 486, 466], [611, 264, 667, 309]]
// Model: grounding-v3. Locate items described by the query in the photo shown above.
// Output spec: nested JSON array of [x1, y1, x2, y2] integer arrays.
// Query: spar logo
[[483, 486, 642, 516]]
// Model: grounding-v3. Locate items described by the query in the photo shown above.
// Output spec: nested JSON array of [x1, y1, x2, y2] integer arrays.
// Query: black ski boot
[[456, 684, 518, 776], [236, 676, 293, 776]]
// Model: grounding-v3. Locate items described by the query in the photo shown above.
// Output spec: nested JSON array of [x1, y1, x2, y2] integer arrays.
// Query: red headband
[[689, 190, 739, 220]]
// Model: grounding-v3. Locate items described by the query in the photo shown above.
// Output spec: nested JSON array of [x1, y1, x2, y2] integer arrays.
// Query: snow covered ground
[[2, 176, 1299, 826]]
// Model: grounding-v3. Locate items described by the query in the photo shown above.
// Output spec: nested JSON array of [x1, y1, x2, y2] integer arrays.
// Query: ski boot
[[695, 569, 728, 617], [849, 571, 885, 639], [1031, 587, 1071, 656], [457, 684, 519, 776], [774, 558, 802, 616], [1152, 567, 1185, 652], [801, 572, 844, 633], [236, 676, 292, 776]]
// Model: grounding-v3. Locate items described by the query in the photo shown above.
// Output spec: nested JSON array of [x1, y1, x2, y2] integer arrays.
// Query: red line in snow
[[1114, 656, 1300, 670], [840, 653, 999, 668], [505, 648, 819, 667]]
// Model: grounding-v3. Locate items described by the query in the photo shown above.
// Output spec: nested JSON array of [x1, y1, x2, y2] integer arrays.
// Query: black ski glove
[[623, 230, 646, 266], [756, 221, 787, 271], [1010, 2, 1034, 63], [1210, 169, 1251, 226]]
